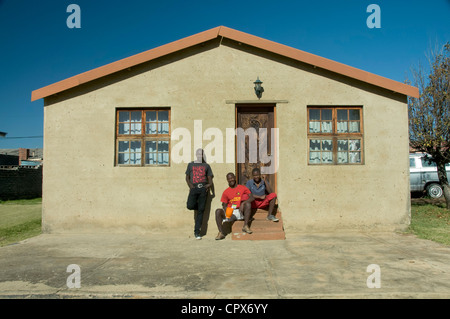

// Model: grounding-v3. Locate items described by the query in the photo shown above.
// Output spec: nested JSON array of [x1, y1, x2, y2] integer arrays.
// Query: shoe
[[242, 225, 253, 234], [266, 215, 279, 222], [194, 233, 202, 240], [215, 232, 226, 240]]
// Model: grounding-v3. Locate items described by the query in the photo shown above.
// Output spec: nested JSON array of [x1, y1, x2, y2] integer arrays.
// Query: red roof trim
[[31, 26, 419, 101]]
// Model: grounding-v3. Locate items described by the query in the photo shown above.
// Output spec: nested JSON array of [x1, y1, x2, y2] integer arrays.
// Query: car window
[[421, 157, 437, 167], [409, 158, 416, 168]]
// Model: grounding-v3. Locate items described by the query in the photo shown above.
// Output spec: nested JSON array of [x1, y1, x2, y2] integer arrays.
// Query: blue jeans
[[186, 187, 208, 234]]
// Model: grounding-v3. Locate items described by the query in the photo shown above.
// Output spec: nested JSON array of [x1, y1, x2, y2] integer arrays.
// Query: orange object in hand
[[225, 207, 233, 219]]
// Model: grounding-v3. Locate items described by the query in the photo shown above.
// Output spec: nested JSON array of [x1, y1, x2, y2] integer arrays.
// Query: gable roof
[[31, 26, 419, 101]]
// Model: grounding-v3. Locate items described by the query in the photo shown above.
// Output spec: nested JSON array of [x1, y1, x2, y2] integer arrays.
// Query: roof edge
[[31, 26, 419, 101]]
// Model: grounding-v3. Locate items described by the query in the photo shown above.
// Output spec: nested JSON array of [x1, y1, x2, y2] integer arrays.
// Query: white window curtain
[[309, 152, 321, 163], [118, 140, 141, 165], [349, 121, 360, 133], [321, 121, 332, 133], [337, 121, 360, 133], [322, 140, 333, 163], [309, 139, 333, 164], [309, 122, 320, 133], [130, 112, 142, 135], [349, 140, 361, 163], [349, 152, 360, 163], [309, 139, 321, 163], [337, 121, 348, 133], [337, 140, 348, 163], [145, 140, 169, 165]]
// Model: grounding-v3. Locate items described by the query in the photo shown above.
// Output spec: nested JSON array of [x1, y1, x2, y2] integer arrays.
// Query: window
[[421, 157, 437, 168], [116, 108, 170, 166], [308, 106, 363, 165]]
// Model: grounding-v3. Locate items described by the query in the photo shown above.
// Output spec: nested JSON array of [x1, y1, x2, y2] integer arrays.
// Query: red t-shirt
[[221, 185, 251, 208]]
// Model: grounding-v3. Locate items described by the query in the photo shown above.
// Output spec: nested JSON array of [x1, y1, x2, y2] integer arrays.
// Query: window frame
[[307, 106, 364, 165], [115, 108, 171, 167]]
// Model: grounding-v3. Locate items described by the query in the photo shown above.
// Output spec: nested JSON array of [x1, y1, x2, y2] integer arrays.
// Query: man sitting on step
[[245, 167, 279, 222], [215, 172, 254, 240]]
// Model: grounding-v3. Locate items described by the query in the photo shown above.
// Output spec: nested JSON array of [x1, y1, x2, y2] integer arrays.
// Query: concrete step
[[231, 210, 285, 240]]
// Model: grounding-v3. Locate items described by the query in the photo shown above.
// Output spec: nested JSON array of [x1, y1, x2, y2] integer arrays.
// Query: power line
[[2, 136, 43, 140]]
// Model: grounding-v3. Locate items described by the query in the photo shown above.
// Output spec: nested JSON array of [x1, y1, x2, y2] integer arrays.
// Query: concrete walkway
[[0, 230, 449, 299]]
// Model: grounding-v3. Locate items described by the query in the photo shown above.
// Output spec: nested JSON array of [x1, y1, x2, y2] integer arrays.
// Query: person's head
[[195, 148, 204, 163], [252, 167, 261, 183], [226, 172, 237, 188]]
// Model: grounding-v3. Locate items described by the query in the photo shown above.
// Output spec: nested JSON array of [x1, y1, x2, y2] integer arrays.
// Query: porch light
[[253, 77, 264, 99]]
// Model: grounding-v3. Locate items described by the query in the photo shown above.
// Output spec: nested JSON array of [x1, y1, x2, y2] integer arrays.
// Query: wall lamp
[[253, 77, 264, 99]]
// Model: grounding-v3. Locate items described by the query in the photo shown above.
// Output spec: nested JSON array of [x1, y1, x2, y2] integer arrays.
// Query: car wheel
[[426, 183, 443, 198]]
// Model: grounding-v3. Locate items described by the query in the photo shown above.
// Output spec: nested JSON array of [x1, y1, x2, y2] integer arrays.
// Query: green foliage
[[408, 42, 450, 209], [408, 204, 450, 246], [408, 43, 450, 155]]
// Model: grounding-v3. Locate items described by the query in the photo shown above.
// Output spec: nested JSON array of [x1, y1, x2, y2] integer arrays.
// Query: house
[[0, 148, 43, 166], [31, 26, 419, 235]]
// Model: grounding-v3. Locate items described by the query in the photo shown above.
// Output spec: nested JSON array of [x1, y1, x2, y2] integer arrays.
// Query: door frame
[[235, 103, 277, 192]]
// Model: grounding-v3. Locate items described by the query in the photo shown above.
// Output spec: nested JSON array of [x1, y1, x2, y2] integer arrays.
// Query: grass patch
[[0, 198, 42, 205], [408, 203, 450, 246], [0, 198, 42, 247]]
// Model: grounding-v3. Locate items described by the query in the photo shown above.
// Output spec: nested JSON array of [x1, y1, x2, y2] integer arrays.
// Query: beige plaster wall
[[42, 39, 410, 234]]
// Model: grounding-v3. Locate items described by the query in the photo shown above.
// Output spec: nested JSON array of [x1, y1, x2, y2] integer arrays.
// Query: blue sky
[[0, 0, 449, 149]]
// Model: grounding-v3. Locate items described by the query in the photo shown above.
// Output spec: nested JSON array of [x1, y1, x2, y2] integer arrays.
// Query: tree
[[408, 42, 450, 209]]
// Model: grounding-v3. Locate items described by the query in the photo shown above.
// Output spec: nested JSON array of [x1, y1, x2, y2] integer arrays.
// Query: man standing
[[215, 172, 254, 240], [245, 167, 279, 222], [186, 149, 214, 239]]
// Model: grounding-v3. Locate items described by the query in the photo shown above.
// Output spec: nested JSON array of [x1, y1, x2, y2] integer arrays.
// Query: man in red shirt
[[215, 172, 254, 240]]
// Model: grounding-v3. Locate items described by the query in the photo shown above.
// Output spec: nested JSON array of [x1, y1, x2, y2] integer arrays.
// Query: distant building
[[0, 148, 43, 166], [0, 148, 43, 200]]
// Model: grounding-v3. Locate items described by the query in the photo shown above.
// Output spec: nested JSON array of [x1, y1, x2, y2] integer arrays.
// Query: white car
[[410, 153, 450, 198]]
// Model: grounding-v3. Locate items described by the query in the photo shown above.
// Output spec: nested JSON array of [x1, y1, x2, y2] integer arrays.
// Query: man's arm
[[185, 163, 194, 189], [242, 187, 255, 203], [264, 178, 274, 194], [185, 174, 194, 189], [205, 176, 214, 196]]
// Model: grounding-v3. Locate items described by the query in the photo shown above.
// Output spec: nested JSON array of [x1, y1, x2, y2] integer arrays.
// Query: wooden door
[[236, 105, 276, 190]]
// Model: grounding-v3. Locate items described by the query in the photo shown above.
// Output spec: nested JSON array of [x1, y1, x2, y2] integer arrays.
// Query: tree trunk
[[437, 162, 450, 209]]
